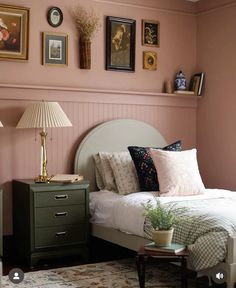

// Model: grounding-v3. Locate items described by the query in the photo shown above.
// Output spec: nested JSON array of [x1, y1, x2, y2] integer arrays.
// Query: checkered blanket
[[144, 197, 236, 271]]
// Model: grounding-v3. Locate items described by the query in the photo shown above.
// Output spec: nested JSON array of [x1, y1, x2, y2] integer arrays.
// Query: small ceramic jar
[[175, 70, 186, 91]]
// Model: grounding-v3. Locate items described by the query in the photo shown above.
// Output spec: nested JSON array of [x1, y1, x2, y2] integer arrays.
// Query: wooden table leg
[[136, 254, 148, 288], [181, 256, 188, 288]]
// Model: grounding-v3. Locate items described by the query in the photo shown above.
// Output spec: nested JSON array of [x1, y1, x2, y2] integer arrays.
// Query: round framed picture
[[143, 51, 157, 70], [47, 7, 63, 27]]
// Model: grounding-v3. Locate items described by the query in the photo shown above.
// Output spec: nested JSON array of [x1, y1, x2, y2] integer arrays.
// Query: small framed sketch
[[42, 32, 68, 66], [106, 16, 136, 72], [0, 4, 29, 61], [143, 51, 157, 70], [142, 19, 160, 47]]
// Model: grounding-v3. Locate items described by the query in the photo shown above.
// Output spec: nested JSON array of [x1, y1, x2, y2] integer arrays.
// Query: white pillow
[[99, 152, 118, 192], [109, 151, 140, 195], [150, 148, 205, 196], [93, 154, 105, 190]]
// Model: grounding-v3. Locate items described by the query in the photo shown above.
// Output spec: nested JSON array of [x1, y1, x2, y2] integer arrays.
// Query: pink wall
[[0, 0, 197, 235], [196, 0, 236, 190]]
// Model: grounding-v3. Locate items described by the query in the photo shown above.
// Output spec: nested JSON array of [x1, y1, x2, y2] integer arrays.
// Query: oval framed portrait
[[143, 51, 157, 70], [47, 7, 63, 27]]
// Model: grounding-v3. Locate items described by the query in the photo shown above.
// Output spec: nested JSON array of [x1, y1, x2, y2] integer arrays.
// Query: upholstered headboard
[[74, 119, 167, 191]]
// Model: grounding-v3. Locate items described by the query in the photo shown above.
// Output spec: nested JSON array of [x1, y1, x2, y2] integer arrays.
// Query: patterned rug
[[2, 258, 207, 288]]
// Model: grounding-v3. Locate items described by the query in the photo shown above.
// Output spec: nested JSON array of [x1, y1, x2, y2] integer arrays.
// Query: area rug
[[2, 258, 203, 288]]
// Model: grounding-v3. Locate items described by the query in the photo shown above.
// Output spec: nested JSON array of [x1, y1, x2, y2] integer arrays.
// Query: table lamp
[[16, 101, 72, 183]]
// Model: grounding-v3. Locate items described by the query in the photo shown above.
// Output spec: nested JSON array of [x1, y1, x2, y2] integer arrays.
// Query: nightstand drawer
[[34, 190, 85, 207], [35, 225, 85, 248], [35, 205, 85, 227]]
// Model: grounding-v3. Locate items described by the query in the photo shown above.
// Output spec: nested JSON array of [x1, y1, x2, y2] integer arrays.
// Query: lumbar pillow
[[128, 141, 182, 191], [150, 148, 205, 196]]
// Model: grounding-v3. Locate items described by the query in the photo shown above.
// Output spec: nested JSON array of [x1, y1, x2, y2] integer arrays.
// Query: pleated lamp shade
[[16, 102, 72, 128], [0, 121, 3, 127]]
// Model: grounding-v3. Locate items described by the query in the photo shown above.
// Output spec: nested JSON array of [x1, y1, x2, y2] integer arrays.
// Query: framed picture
[[47, 7, 63, 28], [142, 19, 160, 47], [106, 16, 136, 72], [42, 32, 68, 66], [0, 4, 29, 61], [143, 51, 157, 70]]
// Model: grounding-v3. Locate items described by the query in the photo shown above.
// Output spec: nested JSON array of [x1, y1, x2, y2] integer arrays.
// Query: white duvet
[[90, 189, 236, 271], [90, 189, 236, 236]]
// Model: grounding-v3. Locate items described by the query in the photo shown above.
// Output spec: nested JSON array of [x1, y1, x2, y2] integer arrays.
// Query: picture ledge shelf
[[0, 84, 200, 109], [0, 83, 201, 99]]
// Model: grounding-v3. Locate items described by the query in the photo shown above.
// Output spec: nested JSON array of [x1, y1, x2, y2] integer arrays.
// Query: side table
[[136, 246, 189, 288]]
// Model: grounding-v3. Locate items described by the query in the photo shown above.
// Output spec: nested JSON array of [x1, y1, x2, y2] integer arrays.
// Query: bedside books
[[50, 174, 84, 183], [144, 242, 186, 253]]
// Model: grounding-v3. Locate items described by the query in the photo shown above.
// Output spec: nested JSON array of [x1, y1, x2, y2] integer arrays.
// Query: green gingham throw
[[144, 197, 236, 271]]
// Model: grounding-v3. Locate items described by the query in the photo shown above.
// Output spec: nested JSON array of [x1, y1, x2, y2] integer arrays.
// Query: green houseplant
[[142, 199, 189, 247]]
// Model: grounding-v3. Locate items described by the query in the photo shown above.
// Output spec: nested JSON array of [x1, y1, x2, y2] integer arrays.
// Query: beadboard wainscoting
[[0, 84, 199, 235]]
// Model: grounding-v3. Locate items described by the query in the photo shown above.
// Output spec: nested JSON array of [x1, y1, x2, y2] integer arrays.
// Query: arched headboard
[[74, 119, 166, 191]]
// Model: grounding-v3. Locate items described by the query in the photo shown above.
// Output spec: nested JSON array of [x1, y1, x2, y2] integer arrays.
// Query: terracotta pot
[[152, 228, 174, 247], [79, 40, 91, 69]]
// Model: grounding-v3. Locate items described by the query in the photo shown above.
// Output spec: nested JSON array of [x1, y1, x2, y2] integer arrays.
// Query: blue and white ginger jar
[[175, 70, 186, 91]]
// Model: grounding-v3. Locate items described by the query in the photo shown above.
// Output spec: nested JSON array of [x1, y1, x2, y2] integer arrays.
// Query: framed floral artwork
[[143, 51, 157, 70], [142, 19, 160, 47], [0, 4, 29, 61], [42, 32, 68, 66], [106, 16, 136, 72]]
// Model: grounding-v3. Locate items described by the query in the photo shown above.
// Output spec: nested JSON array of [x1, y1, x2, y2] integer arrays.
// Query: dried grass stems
[[72, 5, 101, 41]]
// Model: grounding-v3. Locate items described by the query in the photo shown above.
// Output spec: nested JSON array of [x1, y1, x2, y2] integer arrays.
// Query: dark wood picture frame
[[106, 16, 136, 72], [42, 32, 68, 66], [142, 19, 160, 47], [0, 4, 29, 61], [47, 7, 63, 28]]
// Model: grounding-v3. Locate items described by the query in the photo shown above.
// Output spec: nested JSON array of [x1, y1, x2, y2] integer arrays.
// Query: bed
[[74, 118, 236, 287]]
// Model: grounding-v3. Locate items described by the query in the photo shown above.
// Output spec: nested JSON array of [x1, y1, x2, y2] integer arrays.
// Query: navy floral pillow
[[128, 141, 182, 191]]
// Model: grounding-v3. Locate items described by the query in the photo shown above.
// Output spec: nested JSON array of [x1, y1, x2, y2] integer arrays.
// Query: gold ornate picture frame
[[0, 4, 29, 61], [143, 51, 157, 70], [142, 19, 160, 47], [42, 32, 68, 66]]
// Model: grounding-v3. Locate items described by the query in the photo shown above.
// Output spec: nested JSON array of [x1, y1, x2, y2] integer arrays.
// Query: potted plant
[[142, 199, 189, 247], [72, 4, 101, 69]]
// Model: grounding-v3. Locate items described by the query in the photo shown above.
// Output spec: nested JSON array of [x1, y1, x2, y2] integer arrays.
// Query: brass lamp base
[[35, 175, 50, 183]]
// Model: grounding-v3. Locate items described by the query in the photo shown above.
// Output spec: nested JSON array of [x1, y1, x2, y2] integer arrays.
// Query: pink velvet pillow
[[150, 148, 205, 196]]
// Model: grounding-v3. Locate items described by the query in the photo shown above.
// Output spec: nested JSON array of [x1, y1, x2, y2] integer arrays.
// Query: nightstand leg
[[181, 256, 188, 288], [136, 254, 147, 288]]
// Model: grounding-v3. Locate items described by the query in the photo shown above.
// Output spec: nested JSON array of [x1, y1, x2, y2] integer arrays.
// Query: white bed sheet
[[89, 188, 236, 231], [89, 190, 123, 227]]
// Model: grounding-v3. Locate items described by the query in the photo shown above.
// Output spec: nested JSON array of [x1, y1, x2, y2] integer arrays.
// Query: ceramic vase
[[175, 70, 186, 91]]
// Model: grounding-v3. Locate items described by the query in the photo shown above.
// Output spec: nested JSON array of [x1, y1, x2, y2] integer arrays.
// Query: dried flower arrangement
[[72, 4, 100, 41]]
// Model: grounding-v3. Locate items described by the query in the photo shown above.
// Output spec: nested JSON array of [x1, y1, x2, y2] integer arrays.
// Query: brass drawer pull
[[55, 212, 68, 217], [56, 231, 67, 236], [54, 194, 68, 200]]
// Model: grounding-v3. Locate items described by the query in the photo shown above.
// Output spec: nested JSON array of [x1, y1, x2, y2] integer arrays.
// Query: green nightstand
[[13, 179, 89, 267]]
